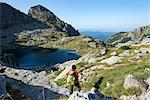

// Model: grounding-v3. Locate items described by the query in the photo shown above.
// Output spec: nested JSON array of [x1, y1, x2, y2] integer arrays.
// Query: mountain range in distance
[[80, 31, 116, 41]]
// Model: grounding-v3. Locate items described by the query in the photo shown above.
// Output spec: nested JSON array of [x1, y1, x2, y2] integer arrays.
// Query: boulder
[[140, 48, 150, 53], [123, 75, 141, 89], [99, 48, 107, 55], [110, 52, 117, 56], [144, 78, 150, 90], [100, 56, 122, 65], [119, 50, 132, 57], [138, 90, 150, 100], [120, 88, 150, 100], [134, 52, 144, 59], [144, 78, 150, 86], [78, 54, 98, 63]]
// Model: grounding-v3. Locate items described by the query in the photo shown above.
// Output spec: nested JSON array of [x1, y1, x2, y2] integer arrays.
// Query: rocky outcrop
[[0, 3, 34, 29], [0, 66, 70, 99], [123, 75, 141, 89], [120, 75, 150, 100], [107, 25, 150, 46], [28, 5, 80, 36], [100, 56, 122, 65]]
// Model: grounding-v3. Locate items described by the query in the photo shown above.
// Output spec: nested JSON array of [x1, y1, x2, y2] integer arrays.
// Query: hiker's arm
[[66, 72, 69, 78]]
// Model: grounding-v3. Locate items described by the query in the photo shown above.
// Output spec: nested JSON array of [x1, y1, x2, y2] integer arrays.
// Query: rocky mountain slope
[[28, 5, 80, 36], [107, 25, 150, 46], [0, 2, 150, 100], [0, 2, 80, 67], [0, 3, 43, 29], [54, 45, 150, 100], [1, 44, 150, 100]]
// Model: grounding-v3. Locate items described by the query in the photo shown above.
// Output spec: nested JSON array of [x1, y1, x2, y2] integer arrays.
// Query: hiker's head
[[72, 65, 76, 70]]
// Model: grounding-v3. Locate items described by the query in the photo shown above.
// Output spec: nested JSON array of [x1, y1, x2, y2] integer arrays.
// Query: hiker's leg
[[75, 81, 81, 92], [70, 85, 74, 94]]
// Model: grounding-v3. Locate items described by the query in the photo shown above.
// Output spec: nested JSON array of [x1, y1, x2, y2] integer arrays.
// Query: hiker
[[66, 65, 81, 94]]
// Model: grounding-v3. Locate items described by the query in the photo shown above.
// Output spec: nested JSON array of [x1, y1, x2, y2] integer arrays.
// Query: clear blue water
[[15, 48, 80, 69], [80, 31, 116, 41]]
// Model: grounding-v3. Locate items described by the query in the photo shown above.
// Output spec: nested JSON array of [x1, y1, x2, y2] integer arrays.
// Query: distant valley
[[80, 31, 116, 41]]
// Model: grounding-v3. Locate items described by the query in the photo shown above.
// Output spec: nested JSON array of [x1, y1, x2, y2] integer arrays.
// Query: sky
[[1, 0, 150, 32]]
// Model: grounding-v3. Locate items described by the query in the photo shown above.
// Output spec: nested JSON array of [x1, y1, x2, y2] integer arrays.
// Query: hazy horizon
[[1, 0, 150, 32]]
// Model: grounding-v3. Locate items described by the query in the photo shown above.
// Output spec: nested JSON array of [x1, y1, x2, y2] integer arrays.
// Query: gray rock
[[1, 66, 70, 97], [119, 50, 132, 57], [140, 48, 150, 53], [144, 78, 150, 86], [100, 56, 122, 65], [138, 90, 150, 100], [78, 54, 98, 63], [89, 41, 104, 48], [134, 52, 144, 59], [99, 48, 107, 55], [110, 52, 117, 56], [123, 75, 141, 89]]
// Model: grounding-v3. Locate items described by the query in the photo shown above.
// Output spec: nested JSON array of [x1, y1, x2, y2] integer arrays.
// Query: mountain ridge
[[28, 5, 80, 36], [106, 25, 150, 46]]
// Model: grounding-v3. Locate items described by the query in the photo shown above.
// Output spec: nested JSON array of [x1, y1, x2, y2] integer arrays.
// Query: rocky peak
[[0, 2, 35, 29], [28, 5, 80, 36], [28, 5, 57, 22]]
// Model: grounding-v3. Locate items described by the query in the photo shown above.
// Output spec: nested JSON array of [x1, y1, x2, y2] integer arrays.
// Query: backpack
[[67, 71, 75, 85]]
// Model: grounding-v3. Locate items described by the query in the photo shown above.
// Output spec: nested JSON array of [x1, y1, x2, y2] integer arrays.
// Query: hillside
[[0, 3, 81, 67], [106, 25, 150, 46], [0, 2, 150, 100]]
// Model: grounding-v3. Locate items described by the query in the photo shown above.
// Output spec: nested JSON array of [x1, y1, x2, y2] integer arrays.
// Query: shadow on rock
[[5, 76, 62, 100]]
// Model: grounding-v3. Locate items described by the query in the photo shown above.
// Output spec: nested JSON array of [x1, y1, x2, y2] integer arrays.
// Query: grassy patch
[[81, 64, 150, 98], [55, 78, 66, 86], [123, 88, 142, 96], [77, 62, 88, 70], [53, 69, 63, 78]]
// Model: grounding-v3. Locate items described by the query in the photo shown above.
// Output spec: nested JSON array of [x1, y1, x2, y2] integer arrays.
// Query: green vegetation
[[81, 64, 150, 98], [120, 37, 131, 43], [124, 88, 142, 96], [106, 32, 128, 43], [54, 69, 63, 76], [76, 62, 88, 71], [55, 78, 66, 86], [43, 35, 104, 55]]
